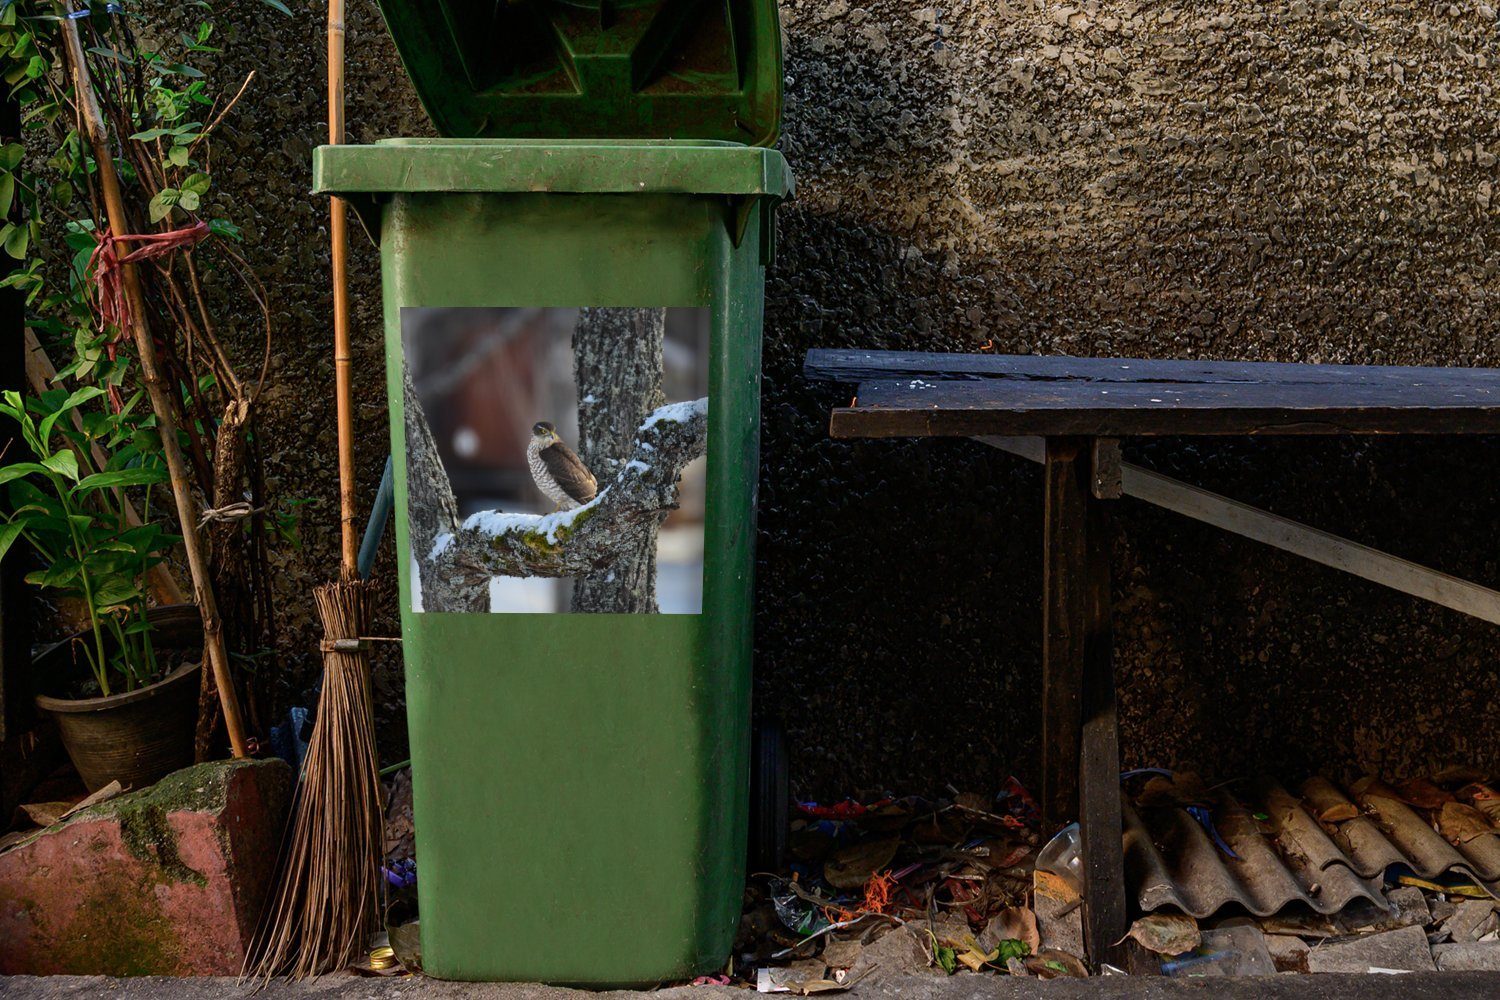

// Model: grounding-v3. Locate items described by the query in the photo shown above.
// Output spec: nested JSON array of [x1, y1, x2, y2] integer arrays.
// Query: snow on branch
[[419, 398, 707, 609]]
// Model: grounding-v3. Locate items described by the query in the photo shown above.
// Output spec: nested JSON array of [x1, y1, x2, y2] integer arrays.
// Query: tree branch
[[419, 398, 706, 610], [403, 362, 487, 613]]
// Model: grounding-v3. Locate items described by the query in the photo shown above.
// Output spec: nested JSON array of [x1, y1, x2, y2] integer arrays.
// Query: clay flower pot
[[33, 604, 203, 792]]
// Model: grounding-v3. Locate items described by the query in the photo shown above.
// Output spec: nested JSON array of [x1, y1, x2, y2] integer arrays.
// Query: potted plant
[[0, 385, 198, 791]]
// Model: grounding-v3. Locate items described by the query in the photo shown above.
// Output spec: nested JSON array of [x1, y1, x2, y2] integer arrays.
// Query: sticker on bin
[[401, 306, 708, 615]]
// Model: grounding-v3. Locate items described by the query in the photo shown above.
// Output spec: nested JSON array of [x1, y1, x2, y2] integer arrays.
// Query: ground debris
[[1433, 941, 1500, 971], [1306, 924, 1437, 973], [1124, 912, 1200, 956], [1441, 900, 1498, 943], [741, 783, 1065, 987]]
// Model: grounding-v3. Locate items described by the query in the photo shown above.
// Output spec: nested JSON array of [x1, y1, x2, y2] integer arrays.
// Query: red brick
[[0, 758, 291, 975]]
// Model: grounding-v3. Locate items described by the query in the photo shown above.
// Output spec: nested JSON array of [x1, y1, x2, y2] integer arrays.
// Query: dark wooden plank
[[975, 435, 1500, 627], [830, 377, 1500, 437], [1041, 438, 1087, 833], [1079, 492, 1127, 968], [806, 348, 1500, 392]]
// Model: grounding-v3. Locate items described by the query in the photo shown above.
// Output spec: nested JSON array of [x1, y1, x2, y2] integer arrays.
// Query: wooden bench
[[804, 348, 1500, 966]]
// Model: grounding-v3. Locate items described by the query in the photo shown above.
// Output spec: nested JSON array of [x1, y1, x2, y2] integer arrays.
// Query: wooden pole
[[61, 10, 247, 758], [1041, 437, 1085, 832], [328, 0, 358, 578]]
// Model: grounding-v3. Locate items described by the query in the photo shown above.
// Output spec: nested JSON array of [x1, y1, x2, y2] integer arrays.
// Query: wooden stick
[[1041, 438, 1085, 832], [975, 435, 1500, 626], [61, 9, 247, 758], [24, 329, 187, 606], [328, 0, 357, 577]]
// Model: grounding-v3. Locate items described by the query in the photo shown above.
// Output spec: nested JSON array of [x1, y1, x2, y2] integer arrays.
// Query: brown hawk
[[527, 421, 598, 510]]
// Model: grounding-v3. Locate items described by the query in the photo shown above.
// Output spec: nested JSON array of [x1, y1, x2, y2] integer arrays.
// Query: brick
[[0, 759, 290, 975]]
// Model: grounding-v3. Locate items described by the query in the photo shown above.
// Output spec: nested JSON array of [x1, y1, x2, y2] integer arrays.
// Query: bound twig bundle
[[243, 0, 386, 977], [245, 580, 382, 977]]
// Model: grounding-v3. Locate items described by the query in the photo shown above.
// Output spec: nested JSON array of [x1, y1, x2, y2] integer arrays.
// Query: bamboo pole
[[24, 329, 187, 607], [61, 9, 247, 758], [328, 0, 358, 577]]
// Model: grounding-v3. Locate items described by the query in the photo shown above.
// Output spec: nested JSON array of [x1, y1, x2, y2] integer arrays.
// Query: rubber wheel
[[748, 720, 788, 873]]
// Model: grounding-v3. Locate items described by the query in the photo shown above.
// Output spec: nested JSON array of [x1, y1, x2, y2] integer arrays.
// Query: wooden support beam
[[976, 436, 1500, 627], [1079, 493, 1127, 966], [1040, 436, 1128, 967], [1041, 438, 1086, 833], [1091, 438, 1123, 500]]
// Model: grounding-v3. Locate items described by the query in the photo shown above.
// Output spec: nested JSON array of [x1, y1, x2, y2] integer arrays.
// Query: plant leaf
[[0, 519, 24, 562], [26, 556, 80, 588], [2, 218, 27, 258], [75, 466, 167, 492], [148, 188, 178, 222], [41, 450, 80, 482], [0, 461, 53, 485], [37, 385, 105, 443]]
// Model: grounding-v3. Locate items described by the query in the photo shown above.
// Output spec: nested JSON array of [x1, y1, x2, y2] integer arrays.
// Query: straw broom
[[244, 0, 383, 977]]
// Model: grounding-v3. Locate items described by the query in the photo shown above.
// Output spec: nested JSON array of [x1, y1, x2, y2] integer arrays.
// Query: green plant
[[0, 1, 296, 745], [0, 385, 179, 695]]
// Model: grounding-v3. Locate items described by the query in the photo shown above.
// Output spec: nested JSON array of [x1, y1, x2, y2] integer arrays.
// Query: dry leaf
[[824, 837, 899, 889], [60, 780, 124, 820], [1459, 783, 1500, 824], [1395, 778, 1454, 811], [1302, 777, 1360, 823], [18, 802, 70, 828], [1026, 949, 1088, 978], [820, 939, 862, 970], [1123, 913, 1200, 956], [17, 778, 124, 827], [1317, 802, 1359, 823], [981, 906, 1040, 956], [1438, 801, 1495, 845], [1433, 765, 1489, 786], [1352, 776, 1403, 803]]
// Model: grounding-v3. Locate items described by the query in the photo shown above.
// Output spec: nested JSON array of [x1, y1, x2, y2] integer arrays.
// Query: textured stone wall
[[758, 0, 1500, 796], [178, 1, 1499, 793]]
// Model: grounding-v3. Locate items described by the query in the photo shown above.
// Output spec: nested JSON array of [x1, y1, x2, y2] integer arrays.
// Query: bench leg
[[1041, 438, 1085, 832], [1042, 436, 1127, 968], [1080, 493, 1127, 966]]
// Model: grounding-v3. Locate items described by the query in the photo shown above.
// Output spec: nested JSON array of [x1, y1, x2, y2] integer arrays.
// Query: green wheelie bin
[[312, 0, 791, 985]]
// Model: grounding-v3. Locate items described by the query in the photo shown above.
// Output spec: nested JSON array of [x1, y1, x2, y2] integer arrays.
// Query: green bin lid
[[373, 0, 784, 145]]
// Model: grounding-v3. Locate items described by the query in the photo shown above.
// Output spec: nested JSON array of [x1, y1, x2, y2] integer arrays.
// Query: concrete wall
[[198, 1, 1500, 793]]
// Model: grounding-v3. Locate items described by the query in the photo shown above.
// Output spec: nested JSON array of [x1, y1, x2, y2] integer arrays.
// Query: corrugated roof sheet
[[1124, 777, 1500, 920]]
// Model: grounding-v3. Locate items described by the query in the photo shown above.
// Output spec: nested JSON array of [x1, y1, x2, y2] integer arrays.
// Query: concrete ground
[[3, 974, 1500, 999]]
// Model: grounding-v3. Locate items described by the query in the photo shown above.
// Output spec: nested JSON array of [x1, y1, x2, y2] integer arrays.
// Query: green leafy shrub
[[0, 386, 179, 695]]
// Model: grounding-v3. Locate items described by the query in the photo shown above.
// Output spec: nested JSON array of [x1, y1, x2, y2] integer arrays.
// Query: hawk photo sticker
[[401, 307, 709, 614]]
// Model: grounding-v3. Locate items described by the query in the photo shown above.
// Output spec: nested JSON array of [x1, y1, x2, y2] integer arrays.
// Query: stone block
[[0, 758, 291, 975]]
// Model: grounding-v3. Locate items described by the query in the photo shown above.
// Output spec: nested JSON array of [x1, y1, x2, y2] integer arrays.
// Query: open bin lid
[[372, 0, 784, 145]]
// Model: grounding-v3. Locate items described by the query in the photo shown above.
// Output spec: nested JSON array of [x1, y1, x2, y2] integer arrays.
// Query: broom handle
[[329, 0, 358, 578], [61, 9, 248, 758]]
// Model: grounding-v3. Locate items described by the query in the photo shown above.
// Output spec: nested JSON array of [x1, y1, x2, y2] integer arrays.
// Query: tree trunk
[[571, 308, 666, 614], [403, 362, 487, 613]]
